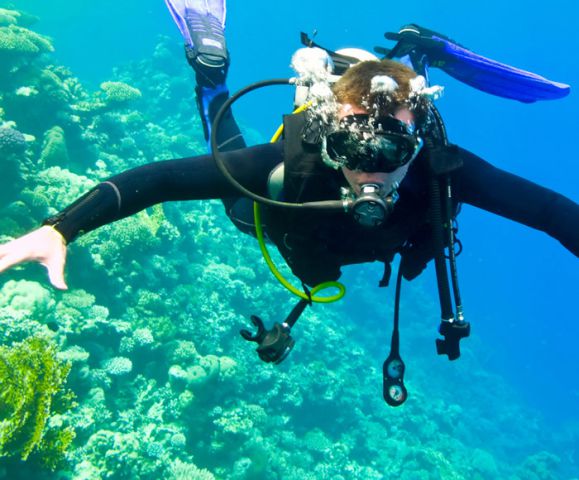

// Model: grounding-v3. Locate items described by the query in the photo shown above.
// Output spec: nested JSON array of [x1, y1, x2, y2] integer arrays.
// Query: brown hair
[[332, 59, 430, 124]]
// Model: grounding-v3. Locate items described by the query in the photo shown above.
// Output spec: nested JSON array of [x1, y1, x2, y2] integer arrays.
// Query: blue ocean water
[[30, 0, 579, 418], [2, 0, 578, 477]]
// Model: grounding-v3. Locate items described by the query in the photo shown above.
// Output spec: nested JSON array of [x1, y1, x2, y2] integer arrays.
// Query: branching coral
[[30, 166, 96, 210], [0, 126, 26, 153], [0, 336, 76, 470], [40, 125, 69, 167], [37, 67, 71, 106], [169, 459, 216, 480], [0, 25, 53, 58], [140, 204, 166, 237], [0, 8, 38, 29], [102, 356, 133, 377], [99, 81, 142, 107], [50, 288, 113, 337], [0, 8, 20, 27], [0, 127, 27, 206], [0, 280, 55, 341]]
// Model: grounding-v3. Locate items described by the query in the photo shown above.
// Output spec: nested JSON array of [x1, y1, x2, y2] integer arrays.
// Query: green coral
[[37, 67, 71, 105], [0, 8, 38, 28], [99, 81, 142, 107], [139, 204, 166, 237], [0, 24, 53, 57], [40, 125, 69, 167], [32, 166, 97, 210], [51, 289, 111, 336], [0, 281, 56, 343], [0, 336, 76, 470], [0, 279, 54, 321], [169, 459, 216, 480], [0, 8, 20, 27]]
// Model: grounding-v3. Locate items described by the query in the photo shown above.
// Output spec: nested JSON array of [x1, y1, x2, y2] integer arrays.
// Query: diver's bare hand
[[0, 226, 68, 290]]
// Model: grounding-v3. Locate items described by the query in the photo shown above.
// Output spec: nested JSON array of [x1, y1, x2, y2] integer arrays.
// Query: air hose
[[253, 103, 345, 303], [211, 79, 347, 211], [210, 78, 346, 304], [253, 200, 345, 303]]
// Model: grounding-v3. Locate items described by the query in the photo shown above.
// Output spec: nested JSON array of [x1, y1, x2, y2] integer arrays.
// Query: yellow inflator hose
[[253, 104, 346, 303]]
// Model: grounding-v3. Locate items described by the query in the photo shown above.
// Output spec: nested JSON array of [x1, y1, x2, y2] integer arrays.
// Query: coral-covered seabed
[[0, 8, 577, 480]]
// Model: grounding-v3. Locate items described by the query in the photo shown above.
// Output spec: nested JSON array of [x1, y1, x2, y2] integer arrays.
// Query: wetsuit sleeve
[[453, 147, 579, 257], [43, 142, 284, 243]]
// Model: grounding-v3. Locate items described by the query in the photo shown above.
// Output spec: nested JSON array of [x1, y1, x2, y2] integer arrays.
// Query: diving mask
[[324, 114, 423, 172]]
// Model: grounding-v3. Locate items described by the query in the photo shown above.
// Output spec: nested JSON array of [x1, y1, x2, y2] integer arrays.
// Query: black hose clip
[[436, 319, 471, 360], [240, 316, 295, 364]]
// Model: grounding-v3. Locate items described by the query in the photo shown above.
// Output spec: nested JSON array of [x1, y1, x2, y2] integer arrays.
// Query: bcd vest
[[263, 111, 462, 286]]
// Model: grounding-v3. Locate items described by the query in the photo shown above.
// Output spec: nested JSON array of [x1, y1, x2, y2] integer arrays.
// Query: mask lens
[[326, 114, 422, 172]]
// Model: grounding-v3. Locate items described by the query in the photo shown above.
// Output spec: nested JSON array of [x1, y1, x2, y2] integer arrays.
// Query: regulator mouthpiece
[[351, 184, 398, 227]]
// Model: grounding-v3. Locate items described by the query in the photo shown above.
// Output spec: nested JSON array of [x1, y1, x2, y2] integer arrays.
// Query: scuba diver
[[0, 2, 577, 406]]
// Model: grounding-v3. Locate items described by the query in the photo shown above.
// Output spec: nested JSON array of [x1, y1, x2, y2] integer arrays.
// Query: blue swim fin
[[380, 24, 570, 103], [165, 0, 229, 86]]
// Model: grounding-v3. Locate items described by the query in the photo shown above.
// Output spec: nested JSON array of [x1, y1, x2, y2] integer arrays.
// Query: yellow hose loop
[[252, 100, 346, 304], [254, 99, 345, 303], [253, 202, 345, 303]]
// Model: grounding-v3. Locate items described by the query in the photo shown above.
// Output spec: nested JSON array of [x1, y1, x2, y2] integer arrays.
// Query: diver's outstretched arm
[[0, 143, 282, 287], [454, 148, 579, 256]]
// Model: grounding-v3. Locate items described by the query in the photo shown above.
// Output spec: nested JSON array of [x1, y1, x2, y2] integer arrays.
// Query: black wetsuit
[[46, 141, 579, 286]]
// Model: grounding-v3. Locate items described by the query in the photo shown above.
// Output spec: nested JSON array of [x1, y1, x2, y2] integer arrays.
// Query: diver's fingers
[[40, 227, 69, 290], [43, 253, 68, 290]]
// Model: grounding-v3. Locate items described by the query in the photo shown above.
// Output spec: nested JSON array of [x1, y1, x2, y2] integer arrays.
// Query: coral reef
[[0, 336, 76, 470], [39, 125, 69, 167], [0, 280, 55, 342], [0, 24, 53, 59], [0, 8, 574, 480], [99, 81, 142, 107], [0, 126, 27, 206], [0, 126, 26, 154], [169, 459, 216, 480], [0, 8, 20, 27]]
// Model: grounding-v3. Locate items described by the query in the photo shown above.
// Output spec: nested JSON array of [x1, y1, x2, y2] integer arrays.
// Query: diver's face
[[339, 104, 416, 196]]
